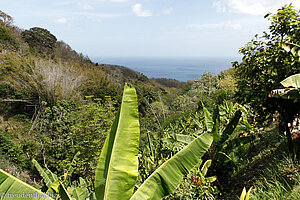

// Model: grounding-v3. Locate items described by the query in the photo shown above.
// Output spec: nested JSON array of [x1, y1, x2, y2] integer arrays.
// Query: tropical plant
[[0, 84, 214, 200], [0, 169, 57, 199], [279, 73, 300, 100], [239, 187, 252, 200], [268, 73, 300, 155], [234, 4, 300, 122], [31, 153, 94, 200], [94, 83, 140, 200], [166, 159, 218, 200]]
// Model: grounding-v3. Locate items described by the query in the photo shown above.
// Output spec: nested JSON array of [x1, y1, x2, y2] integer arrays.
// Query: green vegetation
[[0, 4, 299, 200]]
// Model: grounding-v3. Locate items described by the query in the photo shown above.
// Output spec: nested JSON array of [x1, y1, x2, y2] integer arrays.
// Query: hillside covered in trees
[[0, 4, 299, 200]]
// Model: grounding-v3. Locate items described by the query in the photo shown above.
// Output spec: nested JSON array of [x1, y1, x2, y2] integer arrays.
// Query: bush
[[30, 98, 116, 177]]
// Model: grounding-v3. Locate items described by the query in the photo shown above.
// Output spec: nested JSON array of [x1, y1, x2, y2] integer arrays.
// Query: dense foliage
[[234, 4, 300, 121]]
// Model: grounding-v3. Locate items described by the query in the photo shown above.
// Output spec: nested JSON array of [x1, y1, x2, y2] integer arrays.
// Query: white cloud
[[187, 22, 242, 31], [93, 18, 103, 23], [132, 4, 152, 17], [53, 17, 68, 24], [92, 0, 129, 2], [213, 0, 300, 16], [162, 7, 173, 15], [75, 2, 94, 10], [110, 0, 129, 2]]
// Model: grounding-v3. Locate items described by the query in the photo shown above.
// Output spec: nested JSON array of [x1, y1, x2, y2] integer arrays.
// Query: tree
[[21, 27, 57, 55], [233, 4, 300, 121], [0, 10, 13, 26]]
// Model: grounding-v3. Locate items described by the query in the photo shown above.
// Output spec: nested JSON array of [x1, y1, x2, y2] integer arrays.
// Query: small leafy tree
[[21, 27, 57, 55], [0, 10, 13, 26], [234, 4, 300, 121]]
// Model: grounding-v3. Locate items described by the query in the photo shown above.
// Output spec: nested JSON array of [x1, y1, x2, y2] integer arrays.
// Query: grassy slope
[[223, 121, 300, 199]]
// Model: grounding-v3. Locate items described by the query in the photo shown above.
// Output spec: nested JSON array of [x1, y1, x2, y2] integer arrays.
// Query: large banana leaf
[[280, 73, 300, 88], [174, 134, 195, 144], [130, 132, 213, 200], [201, 159, 212, 177], [94, 84, 140, 200], [219, 110, 242, 146], [202, 104, 221, 143], [65, 151, 81, 182], [69, 177, 89, 200], [212, 105, 220, 143], [0, 169, 54, 200], [202, 102, 213, 132], [32, 158, 57, 188]]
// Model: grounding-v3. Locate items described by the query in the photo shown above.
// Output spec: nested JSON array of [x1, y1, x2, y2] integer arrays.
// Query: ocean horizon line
[[91, 56, 242, 82]]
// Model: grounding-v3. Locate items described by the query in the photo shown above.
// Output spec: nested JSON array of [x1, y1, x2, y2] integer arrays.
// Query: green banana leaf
[[0, 169, 54, 200], [72, 187, 89, 200], [202, 103, 221, 143], [70, 177, 89, 200], [219, 110, 242, 147], [280, 73, 300, 89], [240, 187, 252, 200], [174, 134, 195, 144], [280, 89, 300, 100], [32, 159, 57, 188], [202, 102, 213, 132], [201, 159, 212, 177], [212, 105, 221, 143], [94, 84, 140, 200], [130, 132, 213, 200], [58, 182, 72, 200], [65, 151, 81, 182]]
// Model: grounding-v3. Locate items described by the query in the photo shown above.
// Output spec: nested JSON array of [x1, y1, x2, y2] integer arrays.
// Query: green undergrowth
[[221, 121, 300, 199], [251, 156, 300, 200]]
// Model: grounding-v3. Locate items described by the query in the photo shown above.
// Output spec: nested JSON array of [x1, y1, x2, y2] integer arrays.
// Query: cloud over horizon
[[213, 0, 300, 16], [132, 4, 152, 17], [187, 21, 242, 31], [162, 7, 173, 15], [52, 17, 69, 24]]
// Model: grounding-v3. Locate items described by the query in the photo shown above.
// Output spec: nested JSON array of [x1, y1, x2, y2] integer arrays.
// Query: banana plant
[[31, 152, 91, 200], [0, 169, 55, 200], [0, 84, 213, 200], [240, 187, 252, 200], [94, 84, 140, 200], [170, 103, 242, 154], [279, 73, 300, 100], [130, 132, 212, 200], [199, 160, 217, 185]]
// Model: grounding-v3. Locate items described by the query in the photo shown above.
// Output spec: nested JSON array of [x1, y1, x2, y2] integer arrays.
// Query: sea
[[92, 57, 241, 82]]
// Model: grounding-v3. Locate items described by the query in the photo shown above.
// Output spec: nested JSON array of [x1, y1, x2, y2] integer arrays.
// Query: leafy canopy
[[233, 4, 300, 120]]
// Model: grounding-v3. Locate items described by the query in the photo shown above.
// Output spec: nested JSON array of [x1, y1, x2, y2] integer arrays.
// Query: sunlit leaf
[[280, 73, 300, 89], [131, 132, 213, 200], [0, 169, 54, 200], [94, 84, 140, 200]]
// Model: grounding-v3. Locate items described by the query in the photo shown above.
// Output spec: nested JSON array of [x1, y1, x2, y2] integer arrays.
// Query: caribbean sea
[[93, 56, 241, 82]]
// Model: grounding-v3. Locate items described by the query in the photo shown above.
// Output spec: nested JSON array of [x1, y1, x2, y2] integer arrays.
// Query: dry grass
[[17, 59, 85, 105]]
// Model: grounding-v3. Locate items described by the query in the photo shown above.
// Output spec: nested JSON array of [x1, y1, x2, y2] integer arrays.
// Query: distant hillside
[[151, 78, 185, 88], [0, 10, 178, 108]]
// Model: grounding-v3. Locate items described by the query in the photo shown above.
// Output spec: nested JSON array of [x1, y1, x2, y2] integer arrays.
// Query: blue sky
[[1, 0, 299, 58]]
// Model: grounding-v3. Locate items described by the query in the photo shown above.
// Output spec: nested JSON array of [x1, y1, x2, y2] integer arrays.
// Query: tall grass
[[31, 59, 84, 104], [13, 59, 85, 105], [251, 156, 300, 200]]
